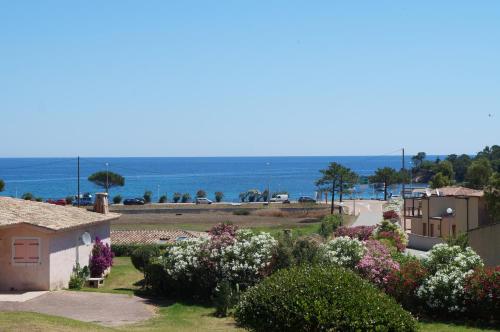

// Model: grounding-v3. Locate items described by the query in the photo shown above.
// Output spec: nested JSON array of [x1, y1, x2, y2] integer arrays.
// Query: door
[[423, 223, 427, 236], [430, 224, 434, 237]]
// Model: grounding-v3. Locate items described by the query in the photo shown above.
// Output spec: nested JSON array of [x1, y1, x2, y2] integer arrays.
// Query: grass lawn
[[0, 257, 496, 332]]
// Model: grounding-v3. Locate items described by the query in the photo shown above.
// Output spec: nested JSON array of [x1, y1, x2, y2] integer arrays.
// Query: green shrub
[[214, 280, 239, 317], [35, 197, 43, 202], [292, 237, 321, 265], [445, 231, 469, 249], [143, 191, 153, 203], [235, 265, 417, 332], [68, 264, 89, 289], [111, 243, 170, 257], [173, 192, 181, 203], [318, 214, 342, 238], [22, 192, 34, 200], [233, 209, 250, 216], [215, 191, 224, 202], [196, 189, 207, 198], [113, 195, 122, 204], [181, 193, 191, 203], [159, 195, 167, 203], [131, 245, 162, 276], [144, 258, 169, 293]]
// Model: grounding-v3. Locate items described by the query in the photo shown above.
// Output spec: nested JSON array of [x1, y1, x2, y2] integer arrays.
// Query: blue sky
[[0, 1, 499, 157]]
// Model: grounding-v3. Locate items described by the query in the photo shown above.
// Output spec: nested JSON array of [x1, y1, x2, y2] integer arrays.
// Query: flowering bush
[[464, 266, 500, 319], [417, 244, 483, 313], [320, 236, 365, 268], [334, 225, 375, 241], [356, 240, 399, 287], [383, 210, 399, 220], [385, 258, 428, 310], [89, 237, 114, 277], [157, 224, 277, 299], [373, 220, 408, 252]]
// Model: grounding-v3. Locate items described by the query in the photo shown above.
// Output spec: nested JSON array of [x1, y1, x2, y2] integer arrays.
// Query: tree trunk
[[330, 181, 336, 215], [384, 180, 388, 201]]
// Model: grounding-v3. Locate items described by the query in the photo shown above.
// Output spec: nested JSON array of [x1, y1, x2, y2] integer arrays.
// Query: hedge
[[235, 265, 417, 332]]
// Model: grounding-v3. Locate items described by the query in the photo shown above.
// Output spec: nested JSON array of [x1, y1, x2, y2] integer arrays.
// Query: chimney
[[94, 193, 109, 214]]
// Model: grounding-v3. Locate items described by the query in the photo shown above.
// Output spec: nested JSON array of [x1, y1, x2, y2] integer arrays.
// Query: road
[[341, 200, 385, 226]]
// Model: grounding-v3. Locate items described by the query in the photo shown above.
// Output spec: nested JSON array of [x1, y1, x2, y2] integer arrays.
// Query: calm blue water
[[0, 156, 433, 202]]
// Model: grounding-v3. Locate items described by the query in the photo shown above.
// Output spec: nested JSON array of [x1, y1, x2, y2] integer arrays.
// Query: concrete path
[[0, 291, 47, 302], [342, 200, 384, 226], [0, 291, 155, 327]]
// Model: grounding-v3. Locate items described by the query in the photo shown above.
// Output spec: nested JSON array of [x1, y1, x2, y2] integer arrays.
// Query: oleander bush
[[319, 236, 365, 268], [385, 258, 428, 311], [373, 220, 408, 252], [356, 239, 400, 287], [334, 225, 375, 241], [235, 265, 417, 332], [464, 266, 500, 320], [149, 223, 277, 300], [417, 244, 483, 313]]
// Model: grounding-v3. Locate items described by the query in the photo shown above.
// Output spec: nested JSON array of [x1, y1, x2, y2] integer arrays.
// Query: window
[[12, 238, 40, 264]]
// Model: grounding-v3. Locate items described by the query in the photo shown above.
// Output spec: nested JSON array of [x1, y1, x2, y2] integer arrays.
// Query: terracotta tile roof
[[432, 186, 484, 197], [111, 229, 208, 245], [0, 197, 120, 231]]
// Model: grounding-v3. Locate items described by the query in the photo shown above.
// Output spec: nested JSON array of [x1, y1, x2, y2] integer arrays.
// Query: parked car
[[47, 199, 67, 206], [195, 197, 213, 204], [123, 198, 146, 205], [270, 194, 289, 203], [72, 197, 93, 206], [298, 196, 316, 203]]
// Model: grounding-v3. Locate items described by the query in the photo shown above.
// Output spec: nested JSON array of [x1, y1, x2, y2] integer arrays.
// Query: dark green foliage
[[111, 243, 170, 257], [235, 265, 417, 332], [316, 162, 358, 214], [21, 192, 34, 200], [430, 172, 452, 189], [233, 209, 250, 216], [159, 195, 167, 203], [88, 171, 125, 191], [369, 167, 402, 200], [318, 214, 342, 238], [196, 189, 207, 198], [445, 232, 469, 250], [144, 258, 169, 293], [35, 197, 43, 202], [292, 237, 320, 265], [68, 264, 90, 289], [214, 280, 238, 317], [131, 245, 161, 277], [181, 193, 191, 203], [0, 179, 4, 192], [214, 191, 224, 202], [485, 172, 500, 222], [173, 192, 181, 203], [143, 191, 153, 203], [465, 158, 493, 189], [112, 195, 122, 204], [446, 154, 472, 182]]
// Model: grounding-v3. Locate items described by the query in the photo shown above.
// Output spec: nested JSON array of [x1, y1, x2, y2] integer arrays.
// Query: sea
[[0, 156, 435, 202]]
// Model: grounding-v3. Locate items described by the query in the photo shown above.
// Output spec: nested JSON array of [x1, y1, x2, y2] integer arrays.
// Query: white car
[[270, 194, 289, 202], [195, 197, 213, 204]]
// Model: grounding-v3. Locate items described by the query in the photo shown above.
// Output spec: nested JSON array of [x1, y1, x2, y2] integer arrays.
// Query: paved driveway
[[0, 291, 155, 326], [342, 200, 384, 226]]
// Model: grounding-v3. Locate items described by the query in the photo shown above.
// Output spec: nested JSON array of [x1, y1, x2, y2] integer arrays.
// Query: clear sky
[[1, 1, 499, 157]]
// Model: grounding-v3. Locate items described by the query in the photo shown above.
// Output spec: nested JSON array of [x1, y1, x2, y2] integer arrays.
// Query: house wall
[[0, 225, 51, 291], [49, 221, 110, 290], [469, 222, 500, 266]]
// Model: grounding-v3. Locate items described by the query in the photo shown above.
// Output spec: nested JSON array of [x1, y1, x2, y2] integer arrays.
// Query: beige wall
[[0, 225, 51, 291], [0, 221, 111, 291], [49, 221, 110, 290], [469, 223, 500, 267]]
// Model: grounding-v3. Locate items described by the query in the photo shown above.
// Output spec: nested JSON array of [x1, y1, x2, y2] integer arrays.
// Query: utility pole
[[77, 156, 80, 207], [105, 162, 109, 194], [402, 148, 406, 230]]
